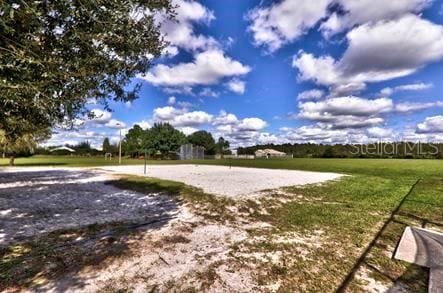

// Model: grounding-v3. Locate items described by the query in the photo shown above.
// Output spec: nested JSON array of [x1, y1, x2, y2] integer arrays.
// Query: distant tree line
[[122, 123, 230, 159], [238, 142, 443, 159], [32, 123, 230, 159]]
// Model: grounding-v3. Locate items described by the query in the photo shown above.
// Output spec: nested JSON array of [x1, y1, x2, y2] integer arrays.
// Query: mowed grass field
[[1, 156, 442, 291]]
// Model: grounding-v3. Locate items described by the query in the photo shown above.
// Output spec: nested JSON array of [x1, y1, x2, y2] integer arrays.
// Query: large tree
[[124, 124, 146, 157], [0, 0, 173, 161], [102, 137, 111, 154], [145, 123, 185, 157], [187, 130, 216, 155], [216, 137, 230, 157], [2, 128, 50, 165]]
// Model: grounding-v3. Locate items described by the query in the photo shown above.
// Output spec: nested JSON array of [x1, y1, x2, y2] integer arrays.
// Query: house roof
[[49, 146, 76, 153], [255, 149, 286, 155]]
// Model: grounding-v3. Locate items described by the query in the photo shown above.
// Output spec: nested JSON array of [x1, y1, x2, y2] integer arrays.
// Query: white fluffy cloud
[[156, 0, 218, 53], [395, 101, 443, 113], [226, 79, 246, 94], [299, 96, 392, 117], [134, 120, 151, 130], [297, 89, 325, 100], [320, 0, 431, 37], [416, 115, 443, 133], [211, 111, 268, 146], [280, 125, 351, 144], [199, 87, 219, 98], [238, 117, 267, 131], [380, 82, 433, 96], [142, 50, 251, 88], [153, 106, 212, 127], [105, 119, 126, 129], [297, 96, 392, 129], [167, 96, 176, 105], [213, 110, 239, 125], [247, 0, 332, 52], [178, 126, 199, 135], [293, 14, 443, 94], [367, 127, 394, 138], [173, 111, 213, 127], [89, 109, 112, 124]]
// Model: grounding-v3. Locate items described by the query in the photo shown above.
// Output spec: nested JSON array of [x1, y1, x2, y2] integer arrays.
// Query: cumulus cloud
[[297, 96, 392, 129], [212, 111, 268, 146], [167, 96, 176, 105], [297, 89, 325, 100], [293, 14, 443, 94], [320, 0, 432, 38], [213, 110, 239, 125], [380, 82, 433, 96], [280, 125, 351, 144], [153, 106, 183, 120], [416, 115, 443, 133], [105, 119, 126, 129], [173, 111, 213, 127], [238, 117, 267, 131], [199, 87, 219, 98], [226, 79, 246, 94], [246, 0, 332, 52], [142, 49, 251, 89], [367, 127, 394, 138], [153, 106, 212, 127], [89, 109, 112, 124], [155, 0, 218, 53], [178, 126, 199, 135], [395, 101, 443, 113], [134, 120, 151, 130], [299, 96, 392, 117]]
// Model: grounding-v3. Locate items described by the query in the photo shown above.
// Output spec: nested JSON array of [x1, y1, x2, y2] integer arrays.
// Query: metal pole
[[144, 149, 147, 175], [119, 128, 122, 164]]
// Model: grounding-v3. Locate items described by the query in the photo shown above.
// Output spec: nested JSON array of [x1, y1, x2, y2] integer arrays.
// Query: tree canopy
[[187, 130, 216, 155], [124, 124, 146, 156], [216, 137, 230, 156], [145, 123, 186, 156], [0, 0, 173, 146], [102, 137, 111, 154]]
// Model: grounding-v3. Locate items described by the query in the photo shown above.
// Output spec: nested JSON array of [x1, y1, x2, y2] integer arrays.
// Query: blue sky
[[46, 0, 443, 149]]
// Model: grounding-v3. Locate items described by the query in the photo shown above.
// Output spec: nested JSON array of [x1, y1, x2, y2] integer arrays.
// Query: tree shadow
[[0, 169, 181, 291], [336, 179, 443, 292]]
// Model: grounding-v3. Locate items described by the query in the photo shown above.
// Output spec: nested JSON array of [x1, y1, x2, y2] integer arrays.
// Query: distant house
[[255, 149, 286, 158], [49, 146, 76, 153]]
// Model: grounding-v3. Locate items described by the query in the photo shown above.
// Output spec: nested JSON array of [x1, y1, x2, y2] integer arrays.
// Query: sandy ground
[[0, 167, 179, 246], [0, 165, 343, 292], [100, 164, 343, 197]]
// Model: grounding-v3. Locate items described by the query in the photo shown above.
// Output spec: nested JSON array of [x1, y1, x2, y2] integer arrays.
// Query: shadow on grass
[[107, 176, 237, 222], [338, 179, 443, 292]]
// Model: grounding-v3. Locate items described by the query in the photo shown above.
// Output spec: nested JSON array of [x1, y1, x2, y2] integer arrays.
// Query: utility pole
[[119, 128, 122, 164], [117, 124, 122, 165]]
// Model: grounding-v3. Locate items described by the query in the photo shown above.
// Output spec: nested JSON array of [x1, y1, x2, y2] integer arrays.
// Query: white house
[[255, 149, 286, 158]]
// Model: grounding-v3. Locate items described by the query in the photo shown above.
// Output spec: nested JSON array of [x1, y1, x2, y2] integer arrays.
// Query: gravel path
[[0, 167, 179, 246], [101, 164, 343, 197]]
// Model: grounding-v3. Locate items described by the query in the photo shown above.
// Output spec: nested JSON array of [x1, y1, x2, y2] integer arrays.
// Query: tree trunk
[[9, 156, 15, 166]]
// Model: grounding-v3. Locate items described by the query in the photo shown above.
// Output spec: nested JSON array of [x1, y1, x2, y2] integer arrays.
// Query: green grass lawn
[[2, 155, 443, 179], [1, 155, 442, 291]]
